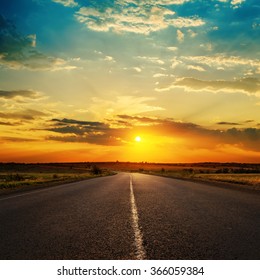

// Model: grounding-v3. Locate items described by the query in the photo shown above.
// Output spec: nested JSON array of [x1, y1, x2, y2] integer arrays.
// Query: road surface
[[0, 173, 259, 259]]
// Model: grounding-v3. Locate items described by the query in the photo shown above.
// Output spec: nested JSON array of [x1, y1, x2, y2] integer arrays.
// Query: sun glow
[[135, 136, 141, 142]]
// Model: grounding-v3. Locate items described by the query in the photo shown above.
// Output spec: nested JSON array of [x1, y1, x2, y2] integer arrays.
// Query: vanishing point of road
[[0, 172, 259, 259]]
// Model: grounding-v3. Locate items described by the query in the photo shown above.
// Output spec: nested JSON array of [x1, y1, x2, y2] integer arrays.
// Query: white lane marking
[[129, 175, 146, 260]]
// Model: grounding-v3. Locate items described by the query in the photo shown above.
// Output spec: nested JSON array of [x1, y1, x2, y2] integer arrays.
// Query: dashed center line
[[129, 175, 146, 260]]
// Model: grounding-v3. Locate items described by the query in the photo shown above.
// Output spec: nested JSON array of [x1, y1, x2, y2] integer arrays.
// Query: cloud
[[152, 0, 192, 4], [216, 122, 241, 125], [76, 5, 174, 34], [46, 115, 168, 145], [93, 51, 116, 63], [0, 109, 49, 121], [187, 65, 206, 71], [180, 55, 260, 73], [47, 135, 123, 146], [118, 0, 193, 4], [171, 57, 182, 68], [117, 114, 205, 133], [0, 121, 17, 126], [123, 66, 142, 73], [46, 118, 124, 146], [225, 128, 260, 149], [89, 96, 165, 118], [116, 114, 164, 126], [27, 34, 37, 47], [133, 67, 142, 72], [41, 114, 260, 152], [0, 136, 38, 142], [114, 115, 260, 152], [187, 29, 197, 38], [0, 90, 42, 100], [156, 77, 260, 96], [175, 77, 260, 95], [168, 17, 205, 28], [167, 46, 178, 51], [166, 54, 260, 80], [52, 0, 78, 7], [136, 56, 165, 65], [51, 118, 108, 128], [199, 43, 212, 51], [75, 2, 205, 35], [153, 73, 168, 78], [104, 55, 116, 62], [0, 51, 76, 71], [177, 30, 184, 42], [231, 0, 245, 8], [0, 15, 76, 71]]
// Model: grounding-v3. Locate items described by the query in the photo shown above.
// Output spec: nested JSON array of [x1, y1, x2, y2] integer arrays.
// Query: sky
[[0, 0, 259, 163]]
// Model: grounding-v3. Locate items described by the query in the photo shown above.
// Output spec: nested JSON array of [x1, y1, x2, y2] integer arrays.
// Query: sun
[[135, 136, 141, 142]]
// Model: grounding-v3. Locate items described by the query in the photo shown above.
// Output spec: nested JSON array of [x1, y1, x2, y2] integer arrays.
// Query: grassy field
[[0, 162, 259, 194], [141, 169, 260, 191], [0, 163, 114, 195], [194, 174, 260, 187]]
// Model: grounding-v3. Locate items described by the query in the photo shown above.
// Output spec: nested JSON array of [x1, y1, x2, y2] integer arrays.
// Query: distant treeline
[[0, 161, 260, 173], [214, 168, 260, 174]]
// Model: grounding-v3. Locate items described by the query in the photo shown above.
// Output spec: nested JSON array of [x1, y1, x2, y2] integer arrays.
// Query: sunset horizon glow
[[0, 0, 259, 163]]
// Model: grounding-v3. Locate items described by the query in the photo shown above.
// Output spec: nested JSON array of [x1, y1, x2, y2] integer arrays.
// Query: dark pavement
[[0, 172, 259, 259]]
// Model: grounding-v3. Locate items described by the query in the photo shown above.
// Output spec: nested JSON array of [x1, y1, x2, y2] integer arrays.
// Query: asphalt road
[[0, 172, 259, 260]]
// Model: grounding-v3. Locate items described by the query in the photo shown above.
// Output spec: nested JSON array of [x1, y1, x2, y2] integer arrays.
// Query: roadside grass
[[140, 169, 260, 191], [194, 173, 260, 187], [1, 162, 259, 194], [141, 169, 196, 179], [0, 170, 115, 195]]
